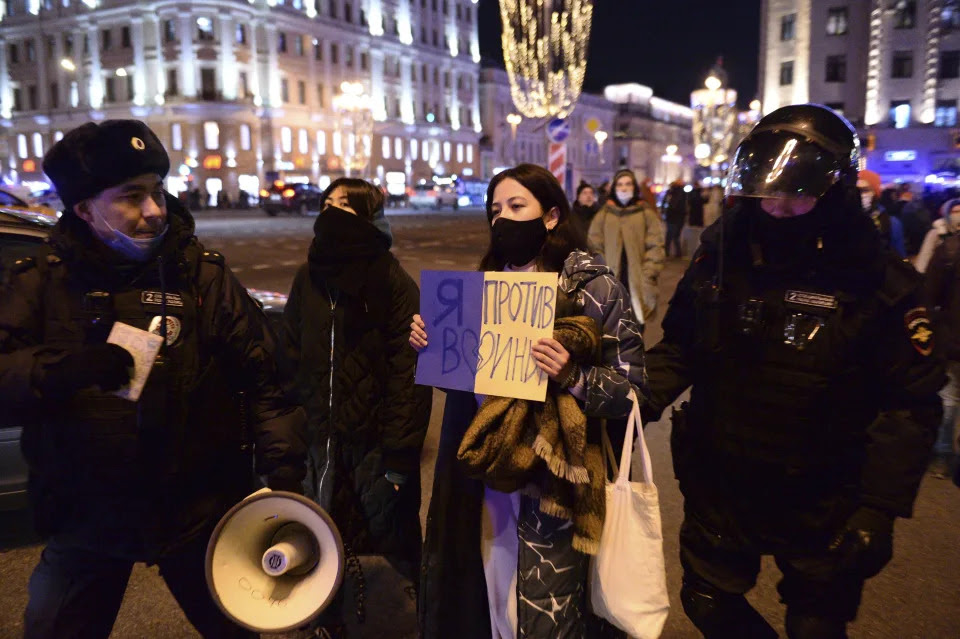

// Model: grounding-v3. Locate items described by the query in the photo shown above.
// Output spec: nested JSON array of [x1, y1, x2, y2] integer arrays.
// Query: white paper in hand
[[106, 321, 164, 402]]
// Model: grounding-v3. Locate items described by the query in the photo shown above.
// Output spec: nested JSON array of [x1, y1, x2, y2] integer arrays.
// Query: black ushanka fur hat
[[42, 119, 170, 215]]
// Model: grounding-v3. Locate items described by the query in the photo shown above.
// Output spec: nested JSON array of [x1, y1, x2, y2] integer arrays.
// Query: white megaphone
[[205, 488, 344, 633]]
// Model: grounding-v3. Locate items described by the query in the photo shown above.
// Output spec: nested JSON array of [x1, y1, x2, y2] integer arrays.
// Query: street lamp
[[594, 130, 608, 164], [705, 74, 722, 92], [60, 57, 76, 72], [749, 99, 761, 113], [506, 113, 522, 164]]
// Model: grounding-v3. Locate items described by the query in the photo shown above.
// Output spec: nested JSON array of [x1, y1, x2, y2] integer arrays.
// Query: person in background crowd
[[923, 230, 960, 479], [642, 105, 944, 639], [639, 176, 659, 210], [858, 170, 905, 257], [588, 168, 665, 328], [0, 120, 308, 639], [898, 185, 933, 257], [596, 180, 611, 206], [703, 185, 724, 228], [915, 199, 960, 274], [282, 177, 431, 638], [571, 181, 599, 235], [662, 180, 688, 258], [681, 183, 706, 257], [410, 163, 645, 639]]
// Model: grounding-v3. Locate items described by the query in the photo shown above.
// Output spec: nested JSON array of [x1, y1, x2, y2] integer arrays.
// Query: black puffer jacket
[[282, 254, 431, 561], [0, 195, 307, 559]]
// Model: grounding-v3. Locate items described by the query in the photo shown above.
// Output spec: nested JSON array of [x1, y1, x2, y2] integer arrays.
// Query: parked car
[[259, 182, 322, 216], [408, 182, 460, 210], [0, 186, 60, 220], [0, 210, 288, 511]]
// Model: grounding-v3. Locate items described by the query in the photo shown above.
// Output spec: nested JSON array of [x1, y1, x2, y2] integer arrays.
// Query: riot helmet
[[725, 104, 860, 204]]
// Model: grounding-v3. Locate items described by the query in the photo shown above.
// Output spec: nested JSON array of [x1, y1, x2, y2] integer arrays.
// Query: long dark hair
[[320, 177, 384, 222], [478, 164, 589, 273]]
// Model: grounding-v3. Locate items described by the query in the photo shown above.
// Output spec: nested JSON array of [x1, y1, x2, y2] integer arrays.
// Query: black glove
[[40, 343, 134, 398], [828, 506, 894, 579]]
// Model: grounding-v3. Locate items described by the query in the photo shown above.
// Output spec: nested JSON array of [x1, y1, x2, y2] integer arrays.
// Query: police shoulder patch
[[905, 307, 934, 356]]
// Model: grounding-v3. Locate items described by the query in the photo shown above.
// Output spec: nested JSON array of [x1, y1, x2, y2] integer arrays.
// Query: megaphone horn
[[205, 490, 344, 634]]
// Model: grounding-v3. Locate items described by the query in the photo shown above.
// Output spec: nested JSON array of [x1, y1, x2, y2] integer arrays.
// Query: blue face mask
[[91, 205, 168, 262]]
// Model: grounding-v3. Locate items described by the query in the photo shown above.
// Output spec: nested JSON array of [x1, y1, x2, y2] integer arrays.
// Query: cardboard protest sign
[[415, 270, 559, 401]]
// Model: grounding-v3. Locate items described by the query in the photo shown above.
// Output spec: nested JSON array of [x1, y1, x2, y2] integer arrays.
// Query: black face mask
[[491, 217, 548, 267]]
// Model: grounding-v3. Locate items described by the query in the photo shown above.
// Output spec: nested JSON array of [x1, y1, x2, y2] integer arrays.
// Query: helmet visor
[[725, 131, 845, 200]]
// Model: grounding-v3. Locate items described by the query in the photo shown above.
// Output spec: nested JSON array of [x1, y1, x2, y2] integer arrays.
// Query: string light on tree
[[499, 0, 593, 119]]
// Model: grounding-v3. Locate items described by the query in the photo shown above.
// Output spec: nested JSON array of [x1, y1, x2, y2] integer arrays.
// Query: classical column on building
[[73, 26, 88, 107], [449, 68, 460, 130], [366, 0, 384, 36], [149, 15, 165, 103], [249, 18, 262, 106], [36, 27, 49, 112], [397, 0, 413, 45], [52, 31, 65, 113], [0, 37, 10, 119], [371, 49, 387, 121], [179, 13, 197, 97], [471, 76, 481, 133], [218, 10, 236, 100], [400, 55, 414, 124], [865, 0, 884, 125], [920, 1, 943, 124], [131, 15, 146, 105], [264, 22, 280, 107], [87, 22, 103, 108]]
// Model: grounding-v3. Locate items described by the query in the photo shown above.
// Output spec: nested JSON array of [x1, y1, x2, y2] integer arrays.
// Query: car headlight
[[458, 195, 471, 207]]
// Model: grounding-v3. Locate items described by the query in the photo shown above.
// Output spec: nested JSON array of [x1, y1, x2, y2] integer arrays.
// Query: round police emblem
[[148, 315, 182, 346], [131, 136, 146, 150]]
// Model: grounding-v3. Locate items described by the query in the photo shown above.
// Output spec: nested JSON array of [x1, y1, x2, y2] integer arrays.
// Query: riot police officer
[[641, 105, 944, 638], [0, 120, 307, 638]]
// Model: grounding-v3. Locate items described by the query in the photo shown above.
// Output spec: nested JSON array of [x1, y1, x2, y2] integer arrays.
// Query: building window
[[780, 13, 796, 41], [443, 141, 451, 162], [944, 1, 960, 32], [936, 100, 958, 127], [298, 80, 306, 105], [825, 55, 847, 82], [382, 136, 391, 159], [164, 20, 176, 43], [331, 43, 339, 64], [278, 32, 287, 53], [171, 123, 183, 150], [298, 128, 308, 154], [126, 75, 134, 101], [893, 0, 916, 29], [280, 127, 292, 153], [891, 51, 913, 78], [281, 79, 289, 103], [32, 132, 43, 157], [8, 44, 17, 65], [825, 102, 845, 116], [64, 34, 73, 56], [166, 69, 179, 96], [345, 46, 353, 66], [204, 121, 220, 149], [17, 134, 27, 159], [826, 7, 848, 35], [940, 51, 960, 80], [295, 35, 304, 57], [410, 139, 418, 161], [456, 143, 463, 163], [317, 83, 325, 108], [239, 71, 249, 98], [317, 130, 326, 155], [104, 77, 116, 103], [69, 81, 78, 107], [49, 83, 59, 108], [329, 0, 338, 19], [779, 61, 794, 86], [236, 24, 247, 45], [121, 26, 131, 48], [200, 68, 216, 100], [344, 2, 353, 23], [360, 52, 369, 71], [333, 131, 343, 156], [101, 29, 111, 51], [466, 144, 473, 163], [240, 124, 251, 150], [314, 39, 323, 60], [197, 17, 215, 42], [432, 30, 439, 47], [890, 100, 911, 128], [26, 39, 36, 62], [395, 137, 402, 159]]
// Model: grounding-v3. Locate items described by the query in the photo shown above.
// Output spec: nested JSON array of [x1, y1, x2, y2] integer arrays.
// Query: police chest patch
[[148, 315, 182, 346], [141, 291, 184, 307], [784, 290, 838, 310], [904, 307, 934, 356]]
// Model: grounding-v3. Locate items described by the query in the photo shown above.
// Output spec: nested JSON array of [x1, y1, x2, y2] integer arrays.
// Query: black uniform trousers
[[24, 529, 255, 639]]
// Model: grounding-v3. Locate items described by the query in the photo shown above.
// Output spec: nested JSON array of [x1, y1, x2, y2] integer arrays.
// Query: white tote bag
[[589, 391, 669, 638]]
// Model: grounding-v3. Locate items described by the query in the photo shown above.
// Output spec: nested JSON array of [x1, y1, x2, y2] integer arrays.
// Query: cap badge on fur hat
[[131, 137, 146, 150]]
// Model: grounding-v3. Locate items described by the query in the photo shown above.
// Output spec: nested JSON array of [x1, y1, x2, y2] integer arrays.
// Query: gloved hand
[[39, 343, 134, 398], [828, 506, 894, 579]]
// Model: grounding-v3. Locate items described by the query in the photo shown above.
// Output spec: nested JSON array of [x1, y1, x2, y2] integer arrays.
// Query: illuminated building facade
[[759, 0, 960, 184], [0, 0, 481, 203]]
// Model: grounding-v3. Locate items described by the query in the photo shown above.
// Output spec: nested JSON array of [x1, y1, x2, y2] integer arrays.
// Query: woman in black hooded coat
[[281, 178, 432, 635]]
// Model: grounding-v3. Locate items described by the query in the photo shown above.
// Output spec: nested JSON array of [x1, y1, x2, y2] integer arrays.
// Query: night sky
[[477, 0, 763, 109]]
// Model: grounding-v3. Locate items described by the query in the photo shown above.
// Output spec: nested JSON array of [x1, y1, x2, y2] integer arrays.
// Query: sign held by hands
[[415, 270, 559, 401]]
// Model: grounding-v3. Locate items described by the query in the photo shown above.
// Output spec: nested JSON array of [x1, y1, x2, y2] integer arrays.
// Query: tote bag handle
[[600, 390, 653, 485]]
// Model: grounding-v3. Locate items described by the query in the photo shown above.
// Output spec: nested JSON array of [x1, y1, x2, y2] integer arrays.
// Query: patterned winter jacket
[[418, 249, 645, 639]]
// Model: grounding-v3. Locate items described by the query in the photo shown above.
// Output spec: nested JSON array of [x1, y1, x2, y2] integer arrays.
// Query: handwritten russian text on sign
[[415, 270, 559, 401]]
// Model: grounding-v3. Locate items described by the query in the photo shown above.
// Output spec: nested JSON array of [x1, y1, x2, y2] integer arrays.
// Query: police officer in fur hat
[[0, 119, 308, 638], [642, 105, 945, 638]]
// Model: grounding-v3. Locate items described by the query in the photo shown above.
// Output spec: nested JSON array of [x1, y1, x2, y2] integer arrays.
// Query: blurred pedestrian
[[642, 105, 944, 639], [915, 198, 960, 273], [639, 176, 659, 209], [899, 185, 933, 257], [596, 179, 610, 205], [703, 185, 724, 227], [661, 180, 688, 258], [571, 181, 599, 235], [924, 232, 960, 479], [1, 119, 307, 639], [858, 169, 905, 257], [681, 183, 705, 256], [588, 168, 665, 327], [410, 163, 644, 639], [282, 177, 431, 637]]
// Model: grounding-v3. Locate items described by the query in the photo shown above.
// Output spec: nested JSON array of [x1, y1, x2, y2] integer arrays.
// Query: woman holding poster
[[282, 178, 432, 637], [411, 164, 646, 639]]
